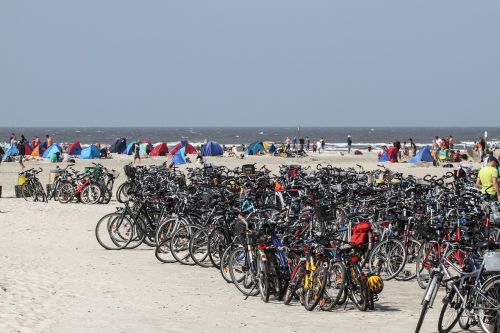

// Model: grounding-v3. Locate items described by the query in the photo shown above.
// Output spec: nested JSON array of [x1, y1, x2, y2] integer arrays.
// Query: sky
[[1, 1, 499, 127]]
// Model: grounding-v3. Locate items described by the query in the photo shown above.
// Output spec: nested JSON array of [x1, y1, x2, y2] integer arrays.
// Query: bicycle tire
[[437, 289, 462, 333]]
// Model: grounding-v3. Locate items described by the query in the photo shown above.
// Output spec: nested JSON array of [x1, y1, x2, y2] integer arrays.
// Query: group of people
[[284, 136, 326, 153], [2, 133, 54, 168]]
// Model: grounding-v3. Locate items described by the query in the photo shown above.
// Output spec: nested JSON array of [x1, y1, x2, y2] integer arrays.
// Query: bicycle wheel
[[416, 241, 439, 289], [189, 227, 212, 267], [116, 182, 131, 203], [320, 261, 346, 311], [34, 180, 46, 202], [476, 274, 500, 333], [396, 239, 421, 281], [304, 263, 328, 311], [437, 288, 462, 333], [219, 245, 234, 283], [368, 238, 406, 280], [80, 184, 101, 204], [207, 226, 230, 269], [57, 182, 75, 203], [95, 213, 133, 250], [416, 299, 430, 333], [21, 183, 35, 202], [257, 254, 270, 303], [228, 247, 259, 296], [155, 217, 184, 246], [284, 262, 305, 305], [347, 263, 368, 311], [170, 224, 199, 265], [268, 254, 284, 300], [155, 238, 175, 263], [124, 216, 147, 249]]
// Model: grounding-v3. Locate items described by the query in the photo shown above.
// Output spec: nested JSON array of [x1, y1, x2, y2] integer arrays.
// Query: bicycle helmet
[[367, 274, 384, 294]]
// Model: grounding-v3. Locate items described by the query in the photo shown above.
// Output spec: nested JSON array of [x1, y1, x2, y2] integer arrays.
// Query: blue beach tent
[[268, 144, 277, 154], [409, 146, 433, 163], [125, 141, 137, 155], [245, 141, 265, 155], [378, 152, 389, 162], [172, 147, 187, 165], [42, 144, 62, 158], [80, 145, 101, 159], [2, 146, 18, 161], [202, 141, 224, 156], [110, 138, 127, 154]]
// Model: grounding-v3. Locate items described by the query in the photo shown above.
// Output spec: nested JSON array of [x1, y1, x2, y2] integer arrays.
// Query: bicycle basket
[[123, 165, 136, 178], [241, 164, 255, 175], [484, 251, 500, 272]]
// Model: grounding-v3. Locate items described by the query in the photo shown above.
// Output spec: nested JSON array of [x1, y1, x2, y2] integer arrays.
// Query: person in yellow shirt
[[476, 156, 500, 201]]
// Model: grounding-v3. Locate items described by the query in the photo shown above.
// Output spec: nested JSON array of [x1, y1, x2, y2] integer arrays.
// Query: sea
[[1, 127, 499, 152]]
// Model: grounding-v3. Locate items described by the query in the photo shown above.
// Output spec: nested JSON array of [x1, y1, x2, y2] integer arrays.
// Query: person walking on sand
[[305, 137, 310, 151], [17, 135, 26, 169], [347, 135, 352, 154], [133, 140, 141, 164], [320, 137, 325, 153]]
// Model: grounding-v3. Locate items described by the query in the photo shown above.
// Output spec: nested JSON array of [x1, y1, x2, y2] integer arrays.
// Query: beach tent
[[67, 141, 82, 155], [378, 151, 389, 162], [2, 146, 18, 161], [268, 144, 277, 154], [409, 146, 433, 163], [150, 143, 169, 156], [172, 147, 187, 165], [31, 145, 43, 157], [170, 140, 197, 155], [139, 143, 153, 156], [124, 141, 137, 155], [80, 145, 101, 159], [263, 141, 272, 152], [245, 141, 265, 155], [202, 141, 224, 156], [42, 144, 62, 158], [110, 138, 127, 154]]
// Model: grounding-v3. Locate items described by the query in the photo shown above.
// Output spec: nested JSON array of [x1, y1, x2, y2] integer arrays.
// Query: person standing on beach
[[347, 135, 352, 154], [285, 137, 291, 151], [292, 137, 297, 151], [448, 135, 454, 150], [133, 140, 141, 164], [319, 138, 325, 153], [299, 137, 305, 152], [409, 138, 417, 156], [17, 135, 26, 169], [477, 156, 500, 201], [45, 134, 52, 148], [305, 137, 310, 151], [10, 133, 16, 148]]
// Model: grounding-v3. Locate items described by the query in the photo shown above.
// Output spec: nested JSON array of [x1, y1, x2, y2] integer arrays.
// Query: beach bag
[[351, 221, 372, 250]]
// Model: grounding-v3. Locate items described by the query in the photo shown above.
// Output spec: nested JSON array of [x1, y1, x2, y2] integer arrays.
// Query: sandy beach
[[0, 153, 474, 333]]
